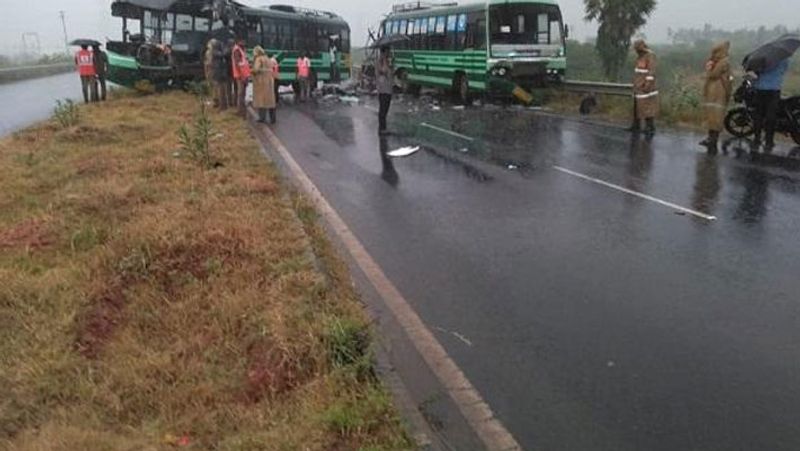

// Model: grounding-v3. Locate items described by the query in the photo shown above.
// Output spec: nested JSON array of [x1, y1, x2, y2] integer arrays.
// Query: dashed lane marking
[[421, 122, 476, 142], [553, 165, 717, 222]]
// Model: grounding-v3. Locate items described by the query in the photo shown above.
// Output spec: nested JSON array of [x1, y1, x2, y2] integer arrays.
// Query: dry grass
[[0, 92, 411, 450]]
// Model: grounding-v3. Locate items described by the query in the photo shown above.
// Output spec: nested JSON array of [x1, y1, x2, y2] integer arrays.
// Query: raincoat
[[252, 47, 276, 110], [703, 41, 733, 132], [633, 40, 659, 119], [204, 39, 217, 81]]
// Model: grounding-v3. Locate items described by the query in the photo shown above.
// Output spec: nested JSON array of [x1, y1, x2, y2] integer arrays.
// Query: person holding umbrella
[[73, 42, 97, 104], [92, 44, 109, 102], [745, 34, 800, 151]]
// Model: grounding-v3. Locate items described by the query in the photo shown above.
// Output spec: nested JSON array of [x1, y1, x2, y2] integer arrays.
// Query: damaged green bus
[[108, 0, 351, 90], [381, 0, 568, 103]]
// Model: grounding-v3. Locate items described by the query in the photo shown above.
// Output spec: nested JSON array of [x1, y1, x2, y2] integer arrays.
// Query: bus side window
[[195, 17, 210, 32], [262, 19, 275, 49], [475, 19, 486, 50], [247, 19, 262, 47], [342, 28, 350, 53]]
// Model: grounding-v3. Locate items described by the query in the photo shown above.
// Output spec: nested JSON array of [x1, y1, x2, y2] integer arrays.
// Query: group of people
[[202, 38, 321, 124], [204, 38, 261, 119], [74, 44, 109, 104], [631, 39, 792, 152]]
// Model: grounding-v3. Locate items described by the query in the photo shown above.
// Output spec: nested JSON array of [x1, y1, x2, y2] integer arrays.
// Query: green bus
[[107, 0, 351, 90], [381, 0, 568, 102]]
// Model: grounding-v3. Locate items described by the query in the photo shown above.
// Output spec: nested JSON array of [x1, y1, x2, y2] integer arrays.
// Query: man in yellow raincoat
[[700, 41, 733, 150], [631, 40, 659, 135]]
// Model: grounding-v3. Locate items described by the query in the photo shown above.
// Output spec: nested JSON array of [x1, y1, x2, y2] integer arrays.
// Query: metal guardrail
[[0, 63, 73, 74], [562, 80, 633, 97]]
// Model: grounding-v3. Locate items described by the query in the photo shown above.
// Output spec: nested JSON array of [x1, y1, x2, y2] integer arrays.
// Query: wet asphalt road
[[266, 95, 800, 451], [0, 72, 83, 136]]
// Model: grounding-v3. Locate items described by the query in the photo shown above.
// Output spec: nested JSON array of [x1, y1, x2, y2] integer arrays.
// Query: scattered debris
[[339, 96, 360, 105], [507, 164, 518, 170], [434, 326, 473, 347], [387, 146, 421, 158], [452, 105, 465, 111], [458, 147, 469, 153]]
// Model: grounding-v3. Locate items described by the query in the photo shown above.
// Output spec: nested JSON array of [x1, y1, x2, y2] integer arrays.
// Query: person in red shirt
[[231, 38, 252, 118], [74, 45, 97, 104], [296, 52, 311, 102]]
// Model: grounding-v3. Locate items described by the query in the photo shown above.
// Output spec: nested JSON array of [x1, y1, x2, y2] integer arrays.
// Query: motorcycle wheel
[[787, 104, 800, 145], [725, 107, 755, 138]]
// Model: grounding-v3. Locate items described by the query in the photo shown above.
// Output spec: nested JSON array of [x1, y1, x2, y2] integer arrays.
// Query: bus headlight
[[498, 67, 507, 76]]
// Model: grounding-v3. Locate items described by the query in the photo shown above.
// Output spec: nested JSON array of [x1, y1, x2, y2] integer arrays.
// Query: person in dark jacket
[[752, 58, 791, 151], [376, 46, 394, 134], [92, 44, 109, 101], [211, 40, 230, 110]]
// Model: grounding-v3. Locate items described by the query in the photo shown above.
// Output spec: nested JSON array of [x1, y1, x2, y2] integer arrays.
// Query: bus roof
[[387, 0, 560, 19], [240, 5, 349, 27]]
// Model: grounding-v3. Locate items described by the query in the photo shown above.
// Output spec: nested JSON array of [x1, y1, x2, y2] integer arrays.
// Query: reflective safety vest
[[271, 58, 280, 78], [297, 57, 310, 78], [231, 45, 251, 80], [75, 49, 96, 76]]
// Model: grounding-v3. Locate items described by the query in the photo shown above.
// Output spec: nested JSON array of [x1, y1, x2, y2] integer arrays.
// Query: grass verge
[[0, 91, 411, 450]]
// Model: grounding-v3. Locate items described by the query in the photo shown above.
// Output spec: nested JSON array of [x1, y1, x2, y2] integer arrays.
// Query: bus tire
[[453, 73, 470, 106], [395, 69, 409, 94], [406, 83, 421, 97]]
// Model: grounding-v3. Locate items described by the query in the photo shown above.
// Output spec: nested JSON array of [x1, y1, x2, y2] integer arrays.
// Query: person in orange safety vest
[[231, 38, 252, 118], [75, 45, 98, 104]]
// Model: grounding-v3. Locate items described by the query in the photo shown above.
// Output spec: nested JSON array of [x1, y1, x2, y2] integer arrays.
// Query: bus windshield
[[489, 4, 563, 49]]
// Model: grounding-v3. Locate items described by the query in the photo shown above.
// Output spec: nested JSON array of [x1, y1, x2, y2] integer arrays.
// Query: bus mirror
[[564, 24, 570, 39]]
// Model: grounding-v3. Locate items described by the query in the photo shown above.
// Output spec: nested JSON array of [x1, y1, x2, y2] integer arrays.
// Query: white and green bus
[[380, 0, 568, 102]]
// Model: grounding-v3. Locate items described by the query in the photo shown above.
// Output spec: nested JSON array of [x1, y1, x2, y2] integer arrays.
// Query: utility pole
[[59, 11, 69, 53]]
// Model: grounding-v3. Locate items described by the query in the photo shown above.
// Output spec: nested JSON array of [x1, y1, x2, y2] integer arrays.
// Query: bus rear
[[487, 0, 566, 90]]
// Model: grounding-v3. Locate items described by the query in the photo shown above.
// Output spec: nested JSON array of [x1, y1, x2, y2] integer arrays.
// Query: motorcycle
[[724, 78, 800, 145]]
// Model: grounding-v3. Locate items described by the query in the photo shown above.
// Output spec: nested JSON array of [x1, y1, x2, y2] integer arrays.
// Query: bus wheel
[[396, 69, 409, 94], [453, 73, 470, 106]]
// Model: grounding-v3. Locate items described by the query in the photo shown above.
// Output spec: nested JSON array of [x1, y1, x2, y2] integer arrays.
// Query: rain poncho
[[633, 40, 659, 120], [703, 41, 733, 132], [252, 47, 276, 110]]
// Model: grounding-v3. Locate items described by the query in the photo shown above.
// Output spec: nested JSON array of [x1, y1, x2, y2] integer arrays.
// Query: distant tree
[[0, 54, 10, 68], [584, 0, 657, 81]]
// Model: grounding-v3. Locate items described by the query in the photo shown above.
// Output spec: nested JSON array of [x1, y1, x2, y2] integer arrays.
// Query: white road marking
[[255, 123, 522, 451], [421, 122, 476, 142], [435, 326, 475, 348], [553, 165, 718, 222]]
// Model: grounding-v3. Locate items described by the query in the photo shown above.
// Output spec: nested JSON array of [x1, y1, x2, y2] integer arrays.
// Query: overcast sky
[[0, 0, 798, 54]]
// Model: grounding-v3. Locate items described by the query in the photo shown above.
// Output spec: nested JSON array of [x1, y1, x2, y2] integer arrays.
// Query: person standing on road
[[700, 41, 733, 150], [92, 44, 109, 102], [752, 57, 790, 151], [271, 54, 281, 105], [631, 39, 659, 136], [376, 46, 394, 135], [296, 52, 311, 102], [232, 37, 252, 118], [74, 44, 97, 104], [252, 46, 277, 124], [204, 39, 218, 105], [211, 40, 230, 111]]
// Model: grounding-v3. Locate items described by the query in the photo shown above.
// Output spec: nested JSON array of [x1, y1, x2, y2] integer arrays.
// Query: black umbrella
[[369, 34, 410, 49], [69, 38, 102, 47], [743, 34, 800, 73]]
